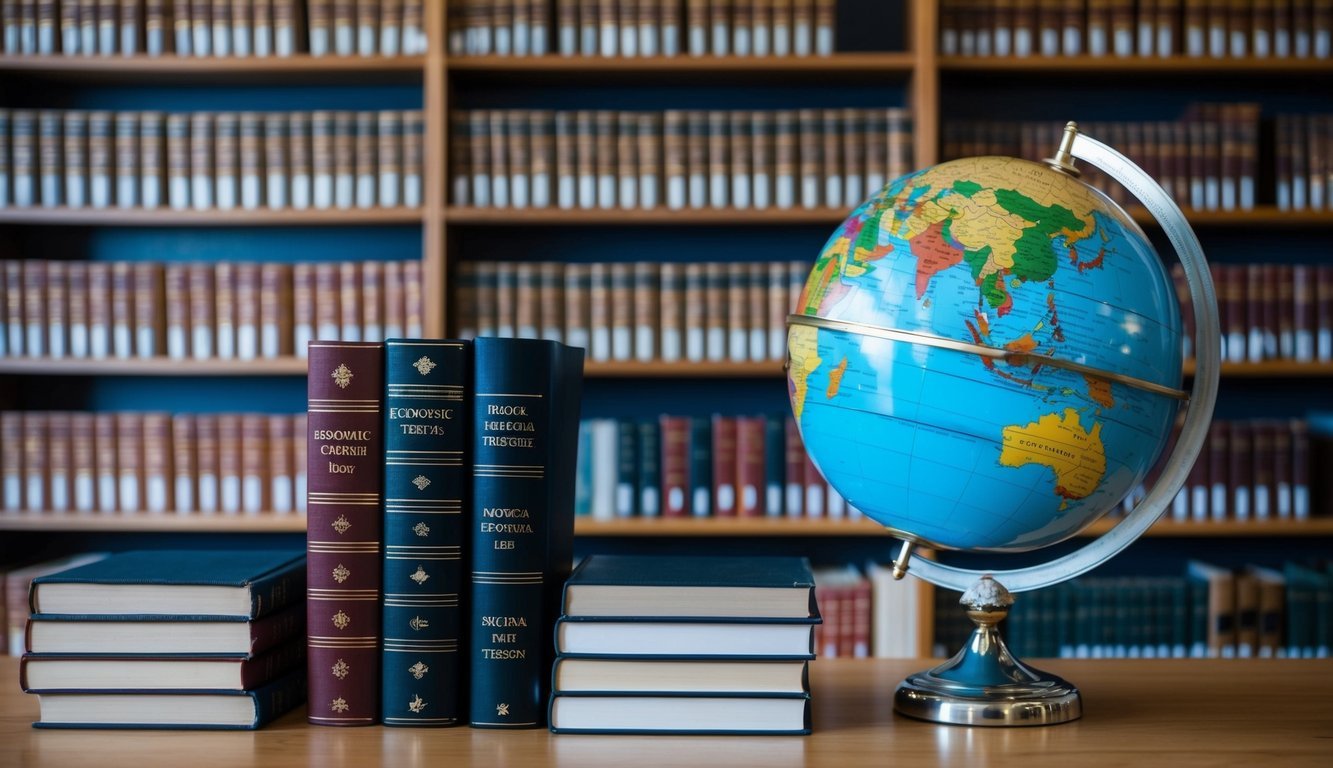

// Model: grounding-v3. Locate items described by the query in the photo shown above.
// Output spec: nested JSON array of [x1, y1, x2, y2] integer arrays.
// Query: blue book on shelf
[[381, 339, 471, 727], [30, 667, 307, 730], [469, 337, 584, 729], [29, 550, 305, 619]]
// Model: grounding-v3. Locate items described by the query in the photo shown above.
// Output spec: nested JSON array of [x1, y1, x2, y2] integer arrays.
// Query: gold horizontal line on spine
[[308, 408, 380, 413], [477, 393, 544, 398], [385, 545, 462, 552], [385, 590, 459, 597], [474, 473, 544, 479], [385, 498, 463, 504], [472, 578, 543, 585], [474, 464, 543, 469], [385, 601, 460, 607], [308, 542, 381, 550], [383, 642, 460, 650], [385, 510, 461, 515], [307, 634, 381, 642], [309, 493, 381, 499], [383, 718, 460, 724], [472, 721, 538, 727], [387, 450, 465, 455], [382, 648, 459, 654], [309, 501, 380, 506], [389, 341, 466, 348], [309, 588, 379, 596], [474, 571, 541, 576], [385, 555, 459, 561], [309, 397, 380, 403], [308, 596, 379, 601]]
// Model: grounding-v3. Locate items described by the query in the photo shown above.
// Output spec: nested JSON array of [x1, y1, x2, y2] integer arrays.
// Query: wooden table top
[[3, 657, 1332, 767]]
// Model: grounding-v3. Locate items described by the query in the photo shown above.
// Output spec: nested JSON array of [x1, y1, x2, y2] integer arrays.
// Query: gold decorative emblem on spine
[[409, 661, 429, 680], [331, 698, 350, 713], [332, 610, 351, 630], [413, 521, 431, 537], [496, 703, 510, 716], [410, 565, 430, 585], [408, 694, 428, 713], [412, 475, 431, 491], [331, 363, 353, 389], [332, 659, 350, 679], [413, 356, 437, 375], [332, 514, 352, 534], [332, 563, 351, 583], [409, 615, 430, 631]]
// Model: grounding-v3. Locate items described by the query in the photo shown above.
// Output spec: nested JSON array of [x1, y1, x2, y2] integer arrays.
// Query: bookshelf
[[2, 0, 1331, 661]]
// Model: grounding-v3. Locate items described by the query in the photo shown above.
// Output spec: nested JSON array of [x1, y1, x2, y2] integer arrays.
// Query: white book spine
[[98, 473, 117, 512], [198, 473, 218, 513], [175, 475, 194, 513]]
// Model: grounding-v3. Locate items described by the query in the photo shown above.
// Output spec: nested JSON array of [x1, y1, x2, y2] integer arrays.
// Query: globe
[[788, 154, 1184, 552], [786, 126, 1221, 727]]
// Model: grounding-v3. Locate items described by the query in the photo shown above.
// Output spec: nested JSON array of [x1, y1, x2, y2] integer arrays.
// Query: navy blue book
[[469, 337, 584, 729], [560, 555, 820, 621], [28, 550, 305, 619], [381, 339, 470, 727], [30, 667, 307, 730]]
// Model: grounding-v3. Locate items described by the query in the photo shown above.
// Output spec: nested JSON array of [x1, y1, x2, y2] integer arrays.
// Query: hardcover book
[[548, 692, 811, 735], [306, 340, 385, 726], [20, 638, 306, 692], [29, 550, 305, 618], [468, 337, 585, 729], [381, 339, 470, 727], [561, 555, 819, 620]]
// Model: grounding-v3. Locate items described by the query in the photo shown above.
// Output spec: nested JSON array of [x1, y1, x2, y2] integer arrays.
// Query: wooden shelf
[[573, 516, 1333, 537], [585, 360, 783, 377], [0, 207, 424, 227], [1129, 206, 1333, 228], [1184, 360, 1333, 378], [446, 53, 917, 83], [0, 513, 306, 532], [444, 206, 851, 226], [940, 55, 1333, 76], [0, 357, 308, 376], [0, 54, 425, 82]]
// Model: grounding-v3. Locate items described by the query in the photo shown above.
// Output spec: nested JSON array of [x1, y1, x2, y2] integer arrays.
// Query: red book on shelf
[[1253, 421, 1277, 522], [735, 416, 766, 517], [659, 415, 691, 518], [1292, 419, 1310, 520], [1317, 265, 1333, 362], [306, 341, 384, 726], [1228, 421, 1253, 522], [711, 415, 737, 517]]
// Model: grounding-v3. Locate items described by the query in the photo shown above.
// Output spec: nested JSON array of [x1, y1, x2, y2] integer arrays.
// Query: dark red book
[[711, 415, 737, 517], [1292, 419, 1310, 520], [1253, 421, 1277, 522], [735, 416, 766, 517], [1228, 421, 1253, 522], [1293, 264, 1315, 362], [306, 341, 384, 726], [1317, 265, 1333, 362], [1207, 421, 1229, 521], [1187, 426, 1209, 522], [784, 417, 805, 518], [803, 446, 825, 519], [1272, 420, 1292, 521], [659, 415, 691, 518]]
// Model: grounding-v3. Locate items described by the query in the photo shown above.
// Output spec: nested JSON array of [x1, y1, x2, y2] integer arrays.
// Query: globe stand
[[894, 576, 1081, 726]]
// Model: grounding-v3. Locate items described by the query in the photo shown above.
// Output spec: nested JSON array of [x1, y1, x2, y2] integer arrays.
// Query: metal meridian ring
[[787, 314, 1188, 401], [902, 126, 1221, 593]]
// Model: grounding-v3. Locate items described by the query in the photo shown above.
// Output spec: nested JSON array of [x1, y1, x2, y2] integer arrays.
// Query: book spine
[[234, 262, 261, 359], [736, 415, 765, 516], [109, 261, 133, 359], [132, 261, 163, 358], [380, 0, 402, 55], [307, 341, 383, 726], [615, 418, 638, 517], [659, 415, 690, 517], [469, 337, 582, 728], [172, 414, 196, 513], [66, 262, 88, 358], [143, 412, 173, 514], [538, 261, 563, 342], [688, 415, 712, 517], [187, 262, 215, 359], [637, 419, 660, 517], [381, 339, 469, 727], [45, 261, 67, 358], [269, 414, 294, 513], [2, 413, 20, 510]]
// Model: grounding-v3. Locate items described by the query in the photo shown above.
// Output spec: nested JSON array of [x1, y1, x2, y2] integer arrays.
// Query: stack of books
[[548, 554, 819, 735], [19, 549, 307, 729]]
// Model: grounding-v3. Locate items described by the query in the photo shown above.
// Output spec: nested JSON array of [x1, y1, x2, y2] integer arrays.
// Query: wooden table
[[3, 657, 1331, 767]]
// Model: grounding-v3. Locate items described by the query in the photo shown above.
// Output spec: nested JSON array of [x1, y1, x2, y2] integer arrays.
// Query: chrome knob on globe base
[[893, 576, 1081, 726]]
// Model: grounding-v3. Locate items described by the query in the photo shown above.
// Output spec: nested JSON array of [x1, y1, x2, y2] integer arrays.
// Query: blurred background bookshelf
[[1, 1, 1332, 661]]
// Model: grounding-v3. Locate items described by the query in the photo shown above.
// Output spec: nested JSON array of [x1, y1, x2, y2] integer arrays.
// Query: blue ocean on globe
[[788, 156, 1184, 551]]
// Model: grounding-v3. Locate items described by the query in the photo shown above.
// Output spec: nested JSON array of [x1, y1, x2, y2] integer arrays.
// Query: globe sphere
[[788, 156, 1183, 552]]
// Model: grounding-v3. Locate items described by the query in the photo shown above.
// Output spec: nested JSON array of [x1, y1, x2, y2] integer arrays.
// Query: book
[[468, 337, 585, 729], [30, 667, 307, 730], [29, 550, 305, 618], [26, 599, 306, 656], [561, 555, 818, 619], [381, 339, 469, 727], [548, 692, 811, 734], [6, 552, 109, 653], [555, 616, 816, 658], [20, 637, 306, 693], [306, 340, 385, 727], [552, 657, 810, 694]]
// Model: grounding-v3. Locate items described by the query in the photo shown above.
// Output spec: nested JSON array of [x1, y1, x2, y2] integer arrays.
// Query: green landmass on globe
[[788, 156, 1183, 551]]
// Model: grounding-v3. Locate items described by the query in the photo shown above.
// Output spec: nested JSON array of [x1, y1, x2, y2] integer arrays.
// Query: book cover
[[20, 637, 306, 693], [561, 554, 819, 620], [306, 340, 384, 726], [381, 339, 470, 727], [548, 691, 811, 735], [469, 337, 584, 729]]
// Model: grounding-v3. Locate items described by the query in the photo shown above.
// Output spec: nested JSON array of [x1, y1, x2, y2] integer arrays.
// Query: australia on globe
[[788, 156, 1184, 552]]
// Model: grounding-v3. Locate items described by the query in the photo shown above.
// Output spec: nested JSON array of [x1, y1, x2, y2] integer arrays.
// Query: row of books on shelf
[[454, 259, 802, 364], [0, 259, 425, 360], [1180, 262, 1333, 364], [9, 550, 308, 729], [1173, 418, 1317, 522], [934, 560, 1333, 662], [0, 411, 309, 515], [448, 0, 839, 59], [575, 414, 856, 520], [0, 1, 428, 58], [940, 0, 1333, 59], [449, 107, 914, 211], [0, 108, 425, 212]]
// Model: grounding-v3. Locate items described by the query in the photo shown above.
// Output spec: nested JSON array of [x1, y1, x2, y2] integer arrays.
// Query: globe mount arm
[[904, 123, 1222, 594]]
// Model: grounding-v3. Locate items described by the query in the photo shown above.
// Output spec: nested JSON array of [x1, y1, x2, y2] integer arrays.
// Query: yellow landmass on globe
[[788, 324, 822, 420], [999, 408, 1107, 510], [826, 357, 848, 399]]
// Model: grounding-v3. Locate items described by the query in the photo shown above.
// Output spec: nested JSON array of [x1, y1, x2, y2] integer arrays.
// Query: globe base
[[893, 576, 1082, 726]]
